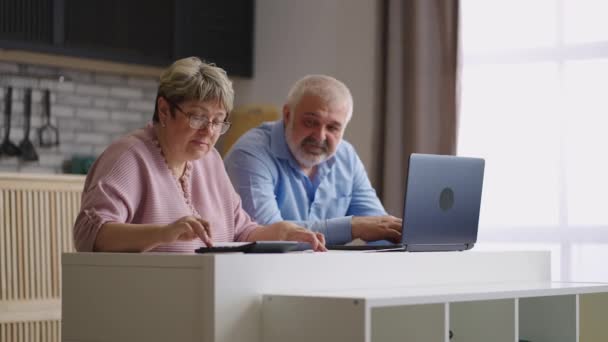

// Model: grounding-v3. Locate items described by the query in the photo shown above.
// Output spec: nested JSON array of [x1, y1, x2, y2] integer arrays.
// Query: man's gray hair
[[286, 75, 353, 121]]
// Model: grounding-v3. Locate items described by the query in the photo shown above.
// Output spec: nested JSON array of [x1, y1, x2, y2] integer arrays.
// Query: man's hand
[[162, 216, 213, 247], [351, 215, 402, 243], [249, 221, 327, 252]]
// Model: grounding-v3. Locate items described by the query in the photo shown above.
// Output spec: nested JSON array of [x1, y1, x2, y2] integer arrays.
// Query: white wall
[[232, 0, 383, 184]]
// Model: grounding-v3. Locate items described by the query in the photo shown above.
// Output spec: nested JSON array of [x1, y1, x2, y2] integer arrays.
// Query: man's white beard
[[285, 122, 329, 169]]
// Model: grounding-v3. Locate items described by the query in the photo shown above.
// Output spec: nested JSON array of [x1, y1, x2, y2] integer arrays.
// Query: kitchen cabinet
[[0, 0, 254, 77]]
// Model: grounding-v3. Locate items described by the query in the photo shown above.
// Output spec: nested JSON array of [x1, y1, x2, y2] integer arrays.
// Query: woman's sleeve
[[73, 150, 142, 251], [232, 188, 260, 242], [213, 150, 259, 242]]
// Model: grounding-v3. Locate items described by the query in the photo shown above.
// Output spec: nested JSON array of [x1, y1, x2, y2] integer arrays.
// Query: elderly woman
[[73, 57, 326, 252]]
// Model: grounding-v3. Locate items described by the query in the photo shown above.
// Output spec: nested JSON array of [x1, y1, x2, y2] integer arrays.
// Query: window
[[459, 0, 608, 281]]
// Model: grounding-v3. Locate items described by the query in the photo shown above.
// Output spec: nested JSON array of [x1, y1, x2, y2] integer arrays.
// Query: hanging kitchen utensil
[[38, 89, 59, 147], [19, 88, 39, 162], [0, 87, 21, 157]]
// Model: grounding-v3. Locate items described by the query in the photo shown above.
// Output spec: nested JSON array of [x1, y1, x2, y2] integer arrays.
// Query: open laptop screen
[[402, 153, 485, 251]]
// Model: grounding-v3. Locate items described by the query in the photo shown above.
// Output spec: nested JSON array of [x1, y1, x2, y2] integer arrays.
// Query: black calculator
[[195, 241, 301, 254]]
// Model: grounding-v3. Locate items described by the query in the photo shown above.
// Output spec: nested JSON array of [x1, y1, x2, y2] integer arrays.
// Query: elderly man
[[224, 75, 402, 245]]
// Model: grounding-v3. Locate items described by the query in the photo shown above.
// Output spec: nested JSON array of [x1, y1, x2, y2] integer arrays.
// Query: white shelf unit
[[263, 282, 608, 342], [63, 251, 607, 342]]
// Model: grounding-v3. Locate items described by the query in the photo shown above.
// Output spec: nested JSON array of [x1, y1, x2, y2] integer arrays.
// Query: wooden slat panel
[[0, 173, 84, 342], [50, 191, 59, 298], [16, 189, 21, 301], [32, 191, 40, 300], [4, 190, 10, 300], [39, 191, 46, 300], [29, 191, 37, 300], [68, 191, 79, 251], [71, 192, 79, 249], [61, 192, 68, 255], [16, 190, 24, 301], [24, 191, 32, 300], [57, 192, 66, 295], [40, 191, 50, 300], [50, 321, 53, 342], [32, 190, 38, 300], [25, 319, 30, 342], [67, 191, 73, 250], [38, 321, 42, 342], [0, 320, 62, 342], [38, 191, 46, 300], [56, 319, 61, 342], [5, 191, 11, 300], [0, 190, 6, 301], [34, 319, 38, 342], [9, 190, 17, 300]]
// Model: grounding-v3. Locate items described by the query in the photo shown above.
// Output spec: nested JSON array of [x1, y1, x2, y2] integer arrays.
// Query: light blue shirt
[[224, 120, 387, 244]]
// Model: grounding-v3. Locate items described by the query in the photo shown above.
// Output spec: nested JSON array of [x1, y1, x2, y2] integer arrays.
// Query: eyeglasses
[[167, 99, 231, 135]]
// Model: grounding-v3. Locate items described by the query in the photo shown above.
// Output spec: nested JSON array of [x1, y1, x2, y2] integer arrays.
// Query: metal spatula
[[19, 88, 39, 162], [38, 89, 59, 147], [0, 87, 21, 157]]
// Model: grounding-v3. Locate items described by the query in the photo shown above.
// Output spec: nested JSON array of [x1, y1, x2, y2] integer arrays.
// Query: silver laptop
[[327, 153, 485, 252]]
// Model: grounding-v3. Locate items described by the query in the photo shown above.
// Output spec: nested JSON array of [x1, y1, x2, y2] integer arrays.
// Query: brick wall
[[0, 61, 158, 174]]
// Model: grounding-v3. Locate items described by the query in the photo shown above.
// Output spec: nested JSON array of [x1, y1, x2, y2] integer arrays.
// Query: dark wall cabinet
[[0, 0, 254, 77]]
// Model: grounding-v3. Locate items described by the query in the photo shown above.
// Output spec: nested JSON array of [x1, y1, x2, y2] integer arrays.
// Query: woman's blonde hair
[[153, 57, 234, 123]]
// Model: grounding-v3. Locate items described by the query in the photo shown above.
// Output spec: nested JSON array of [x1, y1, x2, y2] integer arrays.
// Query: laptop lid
[[402, 153, 485, 252]]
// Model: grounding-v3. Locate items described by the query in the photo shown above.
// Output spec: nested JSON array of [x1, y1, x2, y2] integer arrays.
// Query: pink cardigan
[[73, 125, 258, 252]]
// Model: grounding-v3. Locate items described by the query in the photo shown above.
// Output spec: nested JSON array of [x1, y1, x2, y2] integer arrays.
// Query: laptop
[[327, 153, 485, 252]]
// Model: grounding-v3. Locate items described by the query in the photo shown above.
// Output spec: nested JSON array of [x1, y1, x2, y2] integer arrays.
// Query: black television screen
[[175, 0, 255, 77], [64, 0, 175, 66]]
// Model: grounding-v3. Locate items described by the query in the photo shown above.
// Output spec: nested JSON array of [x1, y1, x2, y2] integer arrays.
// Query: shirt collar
[[270, 120, 337, 171], [270, 120, 293, 161]]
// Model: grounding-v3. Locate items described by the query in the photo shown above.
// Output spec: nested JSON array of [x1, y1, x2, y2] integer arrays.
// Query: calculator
[[195, 241, 301, 254]]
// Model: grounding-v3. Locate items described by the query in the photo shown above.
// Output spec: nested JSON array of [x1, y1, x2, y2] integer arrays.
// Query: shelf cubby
[[519, 295, 577, 342], [371, 304, 445, 342], [450, 299, 515, 342], [579, 292, 608, 342]]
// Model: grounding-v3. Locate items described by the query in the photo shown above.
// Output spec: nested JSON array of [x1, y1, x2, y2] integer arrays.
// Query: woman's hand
[[161, 216, 213, 247], [249, 221, 327, 252]]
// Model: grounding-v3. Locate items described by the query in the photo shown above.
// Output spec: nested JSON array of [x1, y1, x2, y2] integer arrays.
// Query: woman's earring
[[161, 121, 166, 127]]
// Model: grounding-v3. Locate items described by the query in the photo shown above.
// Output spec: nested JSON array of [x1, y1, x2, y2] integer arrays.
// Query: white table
[[61, 251, 608, 342]]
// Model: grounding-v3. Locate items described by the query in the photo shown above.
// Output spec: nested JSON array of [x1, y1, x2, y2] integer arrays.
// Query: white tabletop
[[266, 281, 608, 307]]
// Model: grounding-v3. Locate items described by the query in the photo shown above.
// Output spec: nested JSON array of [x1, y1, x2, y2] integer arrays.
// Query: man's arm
[[347, 151, 389, 217], [347, 148, 402, 243], [225, 148, 353, 244]]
